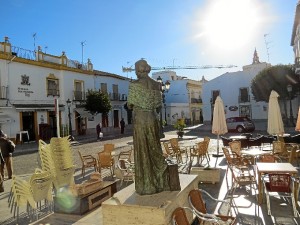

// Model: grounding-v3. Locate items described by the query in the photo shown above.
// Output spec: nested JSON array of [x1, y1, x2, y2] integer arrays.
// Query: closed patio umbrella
[[212, 96, 228, 158], [267, 90, 284, 136], [295, 107, 300, 132]]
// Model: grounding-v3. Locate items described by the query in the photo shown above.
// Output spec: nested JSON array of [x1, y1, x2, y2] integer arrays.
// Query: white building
[[0, 37, 130, 142], [291, 0, 300, 75], [151, 70, 205, 125], [202, 50, 271, 124]]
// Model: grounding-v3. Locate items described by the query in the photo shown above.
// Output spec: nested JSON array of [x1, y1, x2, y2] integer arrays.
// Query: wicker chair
[[98, 144, 115, 176], [78, 150, 98, 177]]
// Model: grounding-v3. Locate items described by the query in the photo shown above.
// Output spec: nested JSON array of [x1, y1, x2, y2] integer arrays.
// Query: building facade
[[151, 71, 205, 125], [0, 37, 130, 142], [202, 50, 271, 124]]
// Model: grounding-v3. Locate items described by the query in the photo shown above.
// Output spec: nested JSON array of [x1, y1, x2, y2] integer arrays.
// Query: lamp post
[[287, 84, 295, 127], [66, 99, 73, 137], [157, 76, 170, 137]]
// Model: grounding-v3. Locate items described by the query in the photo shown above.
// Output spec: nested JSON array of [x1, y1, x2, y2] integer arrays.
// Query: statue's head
[[135, 59, 151, 78]]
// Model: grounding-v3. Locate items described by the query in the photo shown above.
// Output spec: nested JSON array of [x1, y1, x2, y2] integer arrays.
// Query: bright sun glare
[[199, 0, 262, 50]]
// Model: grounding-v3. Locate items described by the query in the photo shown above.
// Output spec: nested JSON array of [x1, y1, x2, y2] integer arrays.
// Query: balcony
[[109, 92, 120, 101], [238, 95, 250, 103], [73, 90, 85, 101], [47, 89, 60, 97]]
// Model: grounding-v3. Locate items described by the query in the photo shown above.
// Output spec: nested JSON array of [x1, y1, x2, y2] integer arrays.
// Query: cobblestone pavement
[[1, 122, 299, 224]]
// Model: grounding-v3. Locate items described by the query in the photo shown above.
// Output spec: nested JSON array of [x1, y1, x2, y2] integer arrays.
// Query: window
[[112, 84, 119, 100], [46, 74, 59, 96], [239, 87, 249, 102], [74, 80, 84, 100], [101, 83, 107, 94]]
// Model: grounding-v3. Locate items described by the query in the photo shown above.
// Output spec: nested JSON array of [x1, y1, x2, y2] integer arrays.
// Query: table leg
[[258, 171, 262, 205]]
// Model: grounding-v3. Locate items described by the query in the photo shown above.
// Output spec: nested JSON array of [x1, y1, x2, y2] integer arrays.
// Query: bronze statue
[[127, 59, 172, 195]]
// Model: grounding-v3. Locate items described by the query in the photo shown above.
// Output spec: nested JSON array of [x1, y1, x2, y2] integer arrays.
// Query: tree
[[84, 90, 112, 115], [251, 65, 298, 102]]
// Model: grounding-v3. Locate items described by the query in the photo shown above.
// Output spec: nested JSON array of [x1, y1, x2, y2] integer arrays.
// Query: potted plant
[[174, 119, 186, 138]]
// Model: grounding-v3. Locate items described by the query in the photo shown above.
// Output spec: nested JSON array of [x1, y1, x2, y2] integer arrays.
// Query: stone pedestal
[[190, 167, 220, 184], [102, 174, 198, 225]]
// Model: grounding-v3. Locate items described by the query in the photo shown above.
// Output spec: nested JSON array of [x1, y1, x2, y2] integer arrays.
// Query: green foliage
[[251, 65, 298, 102], [84, 90, 112, 115], [174, 119, 186, 131]]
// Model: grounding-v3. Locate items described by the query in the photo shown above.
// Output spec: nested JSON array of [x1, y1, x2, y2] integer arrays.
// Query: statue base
[[102, 174, 198, 225]]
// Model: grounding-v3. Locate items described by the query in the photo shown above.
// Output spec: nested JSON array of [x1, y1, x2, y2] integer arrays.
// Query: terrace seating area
[[2, 131, 300, 225]]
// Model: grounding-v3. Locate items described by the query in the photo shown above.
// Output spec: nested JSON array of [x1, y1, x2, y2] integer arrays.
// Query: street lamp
[[157, 76, 171, 136], [287, 84, 295, 127], [66, 99, 73, 137]]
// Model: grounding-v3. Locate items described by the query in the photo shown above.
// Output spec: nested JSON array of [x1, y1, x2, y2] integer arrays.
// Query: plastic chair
[[262, 173, 299, 217], [78, 150, 98, 177], [38, 139, 75, 191], [188, 189, 236, 225], [115, 159, 134, 187]]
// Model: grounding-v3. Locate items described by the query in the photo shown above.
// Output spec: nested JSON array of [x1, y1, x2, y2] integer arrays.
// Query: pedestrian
[[0, 130, 15, 180], [120, 118, 125, 134], [96, 122, 102, 141]]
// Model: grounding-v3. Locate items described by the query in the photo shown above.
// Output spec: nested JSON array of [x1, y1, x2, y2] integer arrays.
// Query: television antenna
[[32, 33, 37, 51], [80, 40, 86, 65]]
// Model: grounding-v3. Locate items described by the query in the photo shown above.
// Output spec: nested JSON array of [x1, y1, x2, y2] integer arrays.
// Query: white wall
[[202, 62, 270, 123]]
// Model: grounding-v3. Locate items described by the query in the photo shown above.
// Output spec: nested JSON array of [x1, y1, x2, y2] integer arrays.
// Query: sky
[[1, 0, 298, 81]]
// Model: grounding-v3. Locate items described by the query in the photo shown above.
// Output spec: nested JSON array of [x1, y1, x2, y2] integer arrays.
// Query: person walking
[[0, 130, 15, 180], [120, 118, 125, 134], [96, 122, 102, 141]]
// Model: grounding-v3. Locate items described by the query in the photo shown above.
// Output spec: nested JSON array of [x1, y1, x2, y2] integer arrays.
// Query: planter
[[190, 167, 220, 184], [177, 131, 184, 138]]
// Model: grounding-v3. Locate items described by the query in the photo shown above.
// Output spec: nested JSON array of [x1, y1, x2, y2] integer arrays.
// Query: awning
[[0, 115, 11, 123], [13, 104, 65, 111], [74, 108, 93, 118]]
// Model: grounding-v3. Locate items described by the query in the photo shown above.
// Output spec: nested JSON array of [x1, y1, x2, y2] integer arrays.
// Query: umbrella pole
[[212, 134, 224, 158]]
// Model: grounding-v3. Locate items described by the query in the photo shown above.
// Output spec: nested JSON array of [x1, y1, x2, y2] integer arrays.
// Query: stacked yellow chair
[[39, 136, 75, 191]]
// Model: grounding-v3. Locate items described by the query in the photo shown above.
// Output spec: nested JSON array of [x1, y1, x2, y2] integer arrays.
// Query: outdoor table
[[179, 140, 199, 163], [256, 162, 298, 204], [241, 148, 270, 164]]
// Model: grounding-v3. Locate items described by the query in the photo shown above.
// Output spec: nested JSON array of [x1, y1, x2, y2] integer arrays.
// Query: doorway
[[113, 110, 119, 128], [21, 112, 36, 141]]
